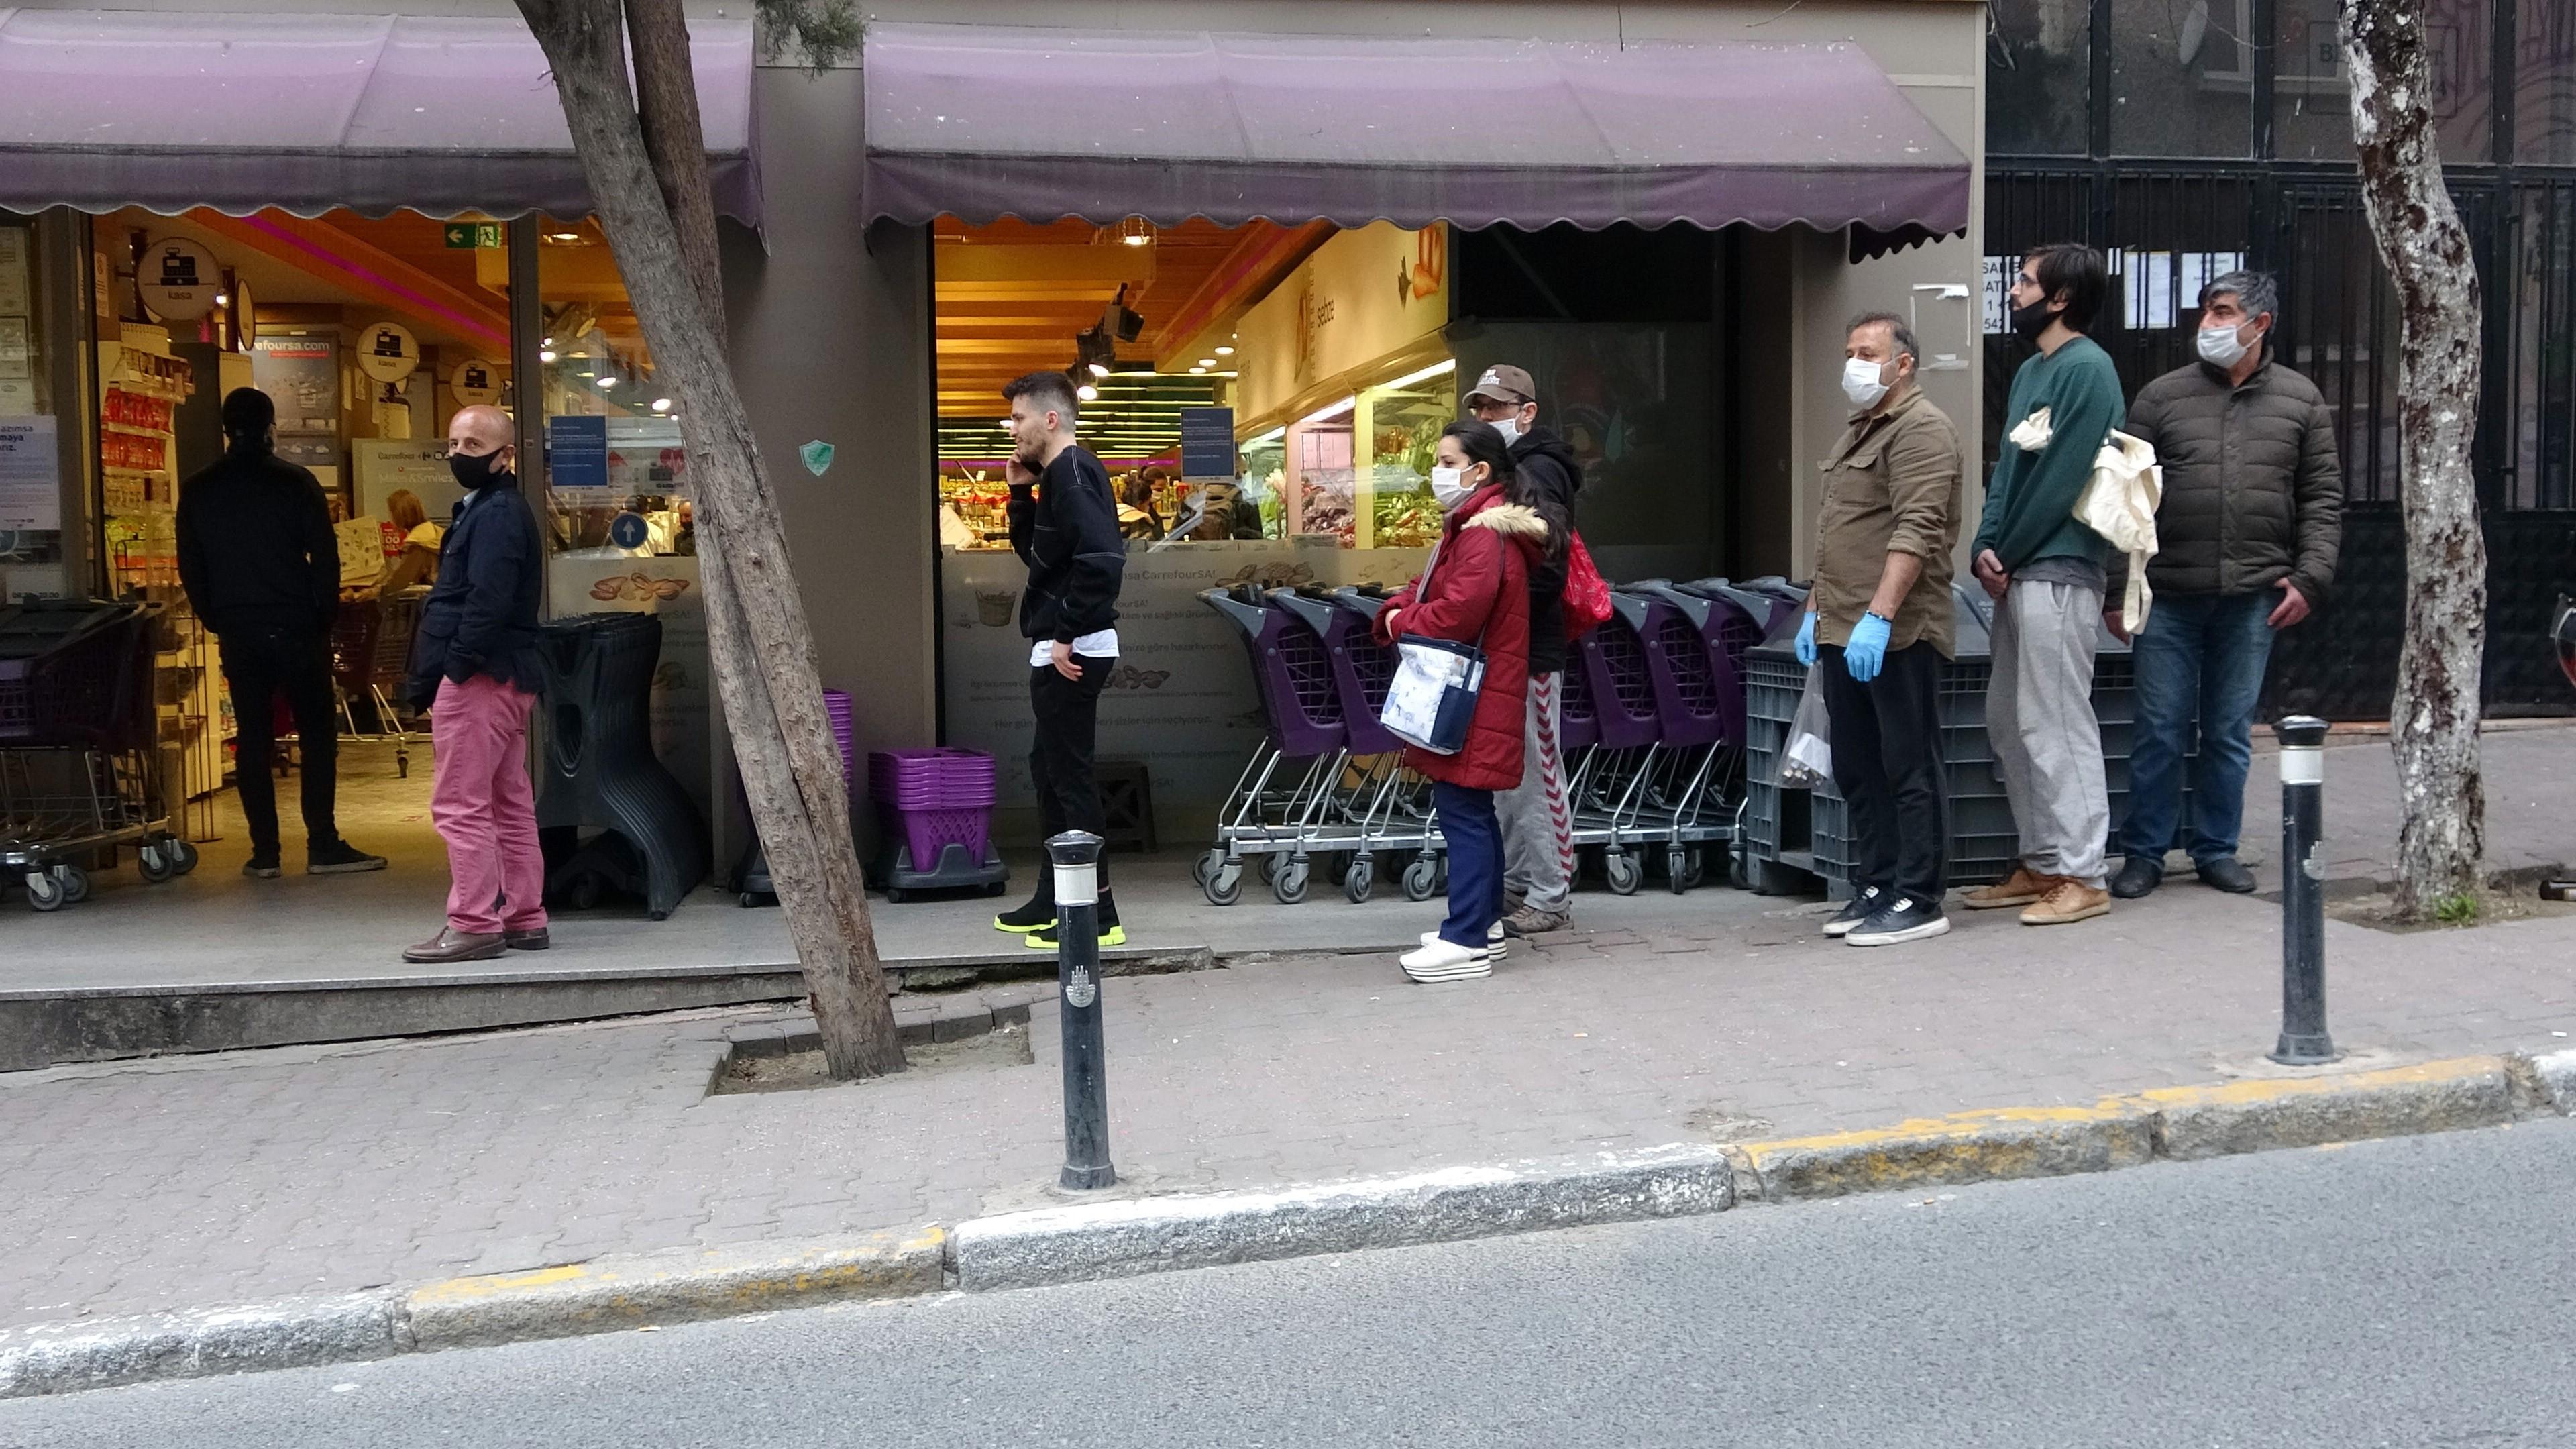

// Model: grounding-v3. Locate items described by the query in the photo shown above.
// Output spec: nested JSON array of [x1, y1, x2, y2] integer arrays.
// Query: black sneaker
[[2196, 857, 2259, 894], [993, 890, 1055, 934], [243, 852, 282, 880], [308, 840, 388, 875], [1845, 896, 1952, 947], [2110, 856, 2163, 900], [1821, 886, 1884, 937]]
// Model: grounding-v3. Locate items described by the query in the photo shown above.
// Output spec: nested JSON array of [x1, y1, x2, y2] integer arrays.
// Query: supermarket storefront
[[0, 0, 1984, 1066]]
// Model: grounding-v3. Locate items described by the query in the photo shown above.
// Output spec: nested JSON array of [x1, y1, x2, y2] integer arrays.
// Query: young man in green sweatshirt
[[1963, 243, 2124, 926]]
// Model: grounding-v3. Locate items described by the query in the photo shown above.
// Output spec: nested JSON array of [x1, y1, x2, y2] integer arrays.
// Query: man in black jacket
[[2108, 270, 2342, 900], [991, 371, 1128, 949], [176, 388, 383, 879], [402, 404, 549, 964], [1466, 364, 1582, 936]]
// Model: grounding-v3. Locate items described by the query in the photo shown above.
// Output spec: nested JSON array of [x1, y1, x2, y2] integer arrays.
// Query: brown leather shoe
[[2021, 879, 2112, 926], [402, 928, 507, 963], [1962, 866, 2057, 910], [506, 928, 551, 951]]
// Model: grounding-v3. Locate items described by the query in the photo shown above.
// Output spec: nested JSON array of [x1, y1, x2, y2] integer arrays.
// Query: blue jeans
[[2117, 591, 2276, 867], [1433, 781, 1504, 948]]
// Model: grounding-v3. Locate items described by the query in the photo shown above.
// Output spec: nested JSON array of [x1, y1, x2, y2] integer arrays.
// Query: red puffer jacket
[[1371, 486, 1548, 791]]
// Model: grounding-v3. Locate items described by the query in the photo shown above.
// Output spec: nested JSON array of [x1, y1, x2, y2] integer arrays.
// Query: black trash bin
[[534, 612, 710, 920]]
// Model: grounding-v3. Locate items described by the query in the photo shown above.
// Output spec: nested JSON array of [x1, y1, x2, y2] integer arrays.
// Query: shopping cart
[[330, 592, 423, 777], [1305, 586, 1444, 903], [0, 600, 197, 910], [1195, 586, 1352, 906], [1619, 581, 1751, 892], [1560, 590, 1665, 892]]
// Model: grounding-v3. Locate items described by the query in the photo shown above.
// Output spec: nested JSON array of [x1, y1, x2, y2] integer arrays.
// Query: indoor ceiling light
[[539, 349, 557, 363], [1383, 358, 1460, 391], [1087, 361, 1110, 378], [543, 336, 555, 346], [652, 398, 673, 412], [214, 292, 230, 306], [1189, 366, 1207, 374], [1076, 382, 1099, 401], [1214, 345, 1234, 356], [1197, 358, 1217, 368], [1116, 217, 1155, 248], [549, 231, 582, 243], [597, 376, 618, 389]]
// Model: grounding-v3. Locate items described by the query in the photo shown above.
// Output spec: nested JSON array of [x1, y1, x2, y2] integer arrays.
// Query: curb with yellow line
[[5, 1049, 2573, 1401]]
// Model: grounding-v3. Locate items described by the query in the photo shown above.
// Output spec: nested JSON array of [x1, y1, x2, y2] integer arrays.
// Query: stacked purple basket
[[824, 690, 856, 787], [867, 747, 998, 873]]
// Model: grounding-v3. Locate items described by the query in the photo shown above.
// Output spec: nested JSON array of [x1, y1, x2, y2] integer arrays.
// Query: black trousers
[[220, 627, 341, 856], [1817, 640, 1947, 908], [1028, 657, 1115, 911]]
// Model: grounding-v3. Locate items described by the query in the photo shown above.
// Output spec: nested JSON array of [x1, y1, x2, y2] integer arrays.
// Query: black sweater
[[1008, 445, 1126, 644], [175, 443, 339, 640]]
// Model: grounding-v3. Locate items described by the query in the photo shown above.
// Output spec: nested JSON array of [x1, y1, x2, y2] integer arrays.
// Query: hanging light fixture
[[1116, 217, 1155, 248]]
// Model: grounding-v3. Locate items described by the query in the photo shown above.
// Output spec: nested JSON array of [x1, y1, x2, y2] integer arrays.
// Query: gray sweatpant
[[1988, 578, 2110, 888], [1497, 671, 1574, 914]]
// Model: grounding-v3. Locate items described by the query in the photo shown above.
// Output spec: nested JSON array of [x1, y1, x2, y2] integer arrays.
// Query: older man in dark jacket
[[2110, 270, 2342, 898], [402, 403, 548, 963]]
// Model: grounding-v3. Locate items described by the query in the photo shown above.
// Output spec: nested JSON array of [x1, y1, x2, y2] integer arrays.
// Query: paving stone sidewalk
[[7, 857, 2575, 1335], [4, 726, 2570, 1333]]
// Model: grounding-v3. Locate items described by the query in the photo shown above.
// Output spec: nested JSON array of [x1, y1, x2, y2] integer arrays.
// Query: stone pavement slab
[[5, 851, 2573, 1334]]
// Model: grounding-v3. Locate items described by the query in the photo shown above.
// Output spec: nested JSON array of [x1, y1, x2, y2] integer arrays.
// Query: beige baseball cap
[[1463, 364, 1536, 407]]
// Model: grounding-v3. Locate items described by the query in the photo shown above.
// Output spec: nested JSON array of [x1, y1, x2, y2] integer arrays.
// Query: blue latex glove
[[1794, 611, 1818, 667], [1844, 612, 1892, 683]]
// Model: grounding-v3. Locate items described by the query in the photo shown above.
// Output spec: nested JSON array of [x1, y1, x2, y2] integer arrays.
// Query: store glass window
[[2518, 0, 2576, 164], [1989, 0, 2092, 156], [2109, 0, 2254, 157], [0, 217, 64, 604], [2274, 0, 2357, 159]]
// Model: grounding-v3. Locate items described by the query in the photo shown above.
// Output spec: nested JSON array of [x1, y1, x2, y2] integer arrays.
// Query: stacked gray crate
[[1741, 586, 2191, 898]]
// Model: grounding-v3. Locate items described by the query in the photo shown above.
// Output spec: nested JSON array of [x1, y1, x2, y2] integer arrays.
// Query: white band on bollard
[[2279, 745, 2324, 786], [1054, 863, 1099, 908]]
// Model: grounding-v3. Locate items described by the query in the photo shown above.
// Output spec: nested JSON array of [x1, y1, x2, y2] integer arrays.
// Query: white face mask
[[1841, 356, 1892, 410], [1430, 465, 1476, 511], [1489, 416, 1522, 445], [2197, 319, 2253, 368]]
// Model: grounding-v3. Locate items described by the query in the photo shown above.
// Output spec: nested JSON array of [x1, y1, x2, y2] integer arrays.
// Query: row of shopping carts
[[0, 600, 199, 911], [1191, 574, 1808, 907]]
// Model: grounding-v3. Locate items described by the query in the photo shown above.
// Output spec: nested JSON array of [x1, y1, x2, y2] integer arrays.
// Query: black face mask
[[2010, 297, 2054, 343], [449, 448, 508, 492]]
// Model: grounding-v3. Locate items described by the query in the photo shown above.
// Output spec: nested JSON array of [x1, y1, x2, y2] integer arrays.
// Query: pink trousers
[[430, 674, 547, 936]]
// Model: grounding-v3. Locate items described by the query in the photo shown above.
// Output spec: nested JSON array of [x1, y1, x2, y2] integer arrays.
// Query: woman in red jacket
[[1375, 421, 1550, 983]]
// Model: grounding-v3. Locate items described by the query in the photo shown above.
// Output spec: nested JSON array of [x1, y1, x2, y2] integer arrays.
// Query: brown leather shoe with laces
[[1962, 865, 2056, 910], [2020, 878, 2112, 926]]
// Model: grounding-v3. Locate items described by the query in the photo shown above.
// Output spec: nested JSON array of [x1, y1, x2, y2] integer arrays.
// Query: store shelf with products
[[1250, 353, 1456, 548], [97, 331, 225, 810]]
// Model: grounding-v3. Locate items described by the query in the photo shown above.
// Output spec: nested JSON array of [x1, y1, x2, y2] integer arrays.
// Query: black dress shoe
[[2110, 856, 2163, 900], [2197, 857, 2259, 894]]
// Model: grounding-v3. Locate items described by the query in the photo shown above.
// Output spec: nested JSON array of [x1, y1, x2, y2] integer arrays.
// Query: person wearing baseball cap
[[1464, 364, 1582, 937]]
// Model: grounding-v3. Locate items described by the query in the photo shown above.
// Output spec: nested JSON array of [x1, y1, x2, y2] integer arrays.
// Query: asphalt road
[[8, 1121, 2576, 1448]]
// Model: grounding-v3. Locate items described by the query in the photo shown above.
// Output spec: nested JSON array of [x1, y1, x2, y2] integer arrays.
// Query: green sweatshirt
[[1974, 334, 2125, 571]]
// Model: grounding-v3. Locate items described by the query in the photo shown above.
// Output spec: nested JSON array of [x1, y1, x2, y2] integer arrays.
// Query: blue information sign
[[548, 415, 609, 490], [1179, 407, 1236, 479]]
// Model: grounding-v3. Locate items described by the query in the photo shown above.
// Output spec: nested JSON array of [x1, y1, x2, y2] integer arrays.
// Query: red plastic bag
[[1562, 531, 1613, 638]]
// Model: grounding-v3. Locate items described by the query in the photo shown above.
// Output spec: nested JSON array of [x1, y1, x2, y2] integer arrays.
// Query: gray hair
[[2199, 270, 2279, 321], [1844, 311, 1919, 364]]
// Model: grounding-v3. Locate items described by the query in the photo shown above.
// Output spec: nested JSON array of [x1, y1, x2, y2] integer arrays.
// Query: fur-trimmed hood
[[1463, 502, 1548, 541]]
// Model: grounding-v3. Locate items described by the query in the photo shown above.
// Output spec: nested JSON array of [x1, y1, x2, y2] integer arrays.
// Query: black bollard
[[1047, 830, 1116, 1189], [2270, 716, 2337, 1065]]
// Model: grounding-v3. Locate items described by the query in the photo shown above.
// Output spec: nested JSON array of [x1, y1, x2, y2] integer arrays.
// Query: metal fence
[[1986, 162, 2576, 715]]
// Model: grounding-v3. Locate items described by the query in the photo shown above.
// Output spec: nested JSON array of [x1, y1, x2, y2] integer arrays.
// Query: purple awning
[[862, 24, 1970, 235], [0, 10, 759, 223]]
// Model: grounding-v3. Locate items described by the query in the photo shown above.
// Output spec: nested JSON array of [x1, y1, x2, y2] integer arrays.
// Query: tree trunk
[[2342, 0, 2487, 921], [518, 0, 906, 1075]]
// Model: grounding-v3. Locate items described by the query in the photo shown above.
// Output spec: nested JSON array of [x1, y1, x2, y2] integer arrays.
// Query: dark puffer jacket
[[2115, 350, 2343, 604], [1509, 427, 1583, 676]]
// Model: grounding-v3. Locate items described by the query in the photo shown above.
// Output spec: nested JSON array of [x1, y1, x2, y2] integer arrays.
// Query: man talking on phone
[[989, 371, 1128, 949]]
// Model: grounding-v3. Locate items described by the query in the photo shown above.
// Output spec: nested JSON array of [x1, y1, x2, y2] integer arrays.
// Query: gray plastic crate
[[1741, 590, 2192, 898]]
